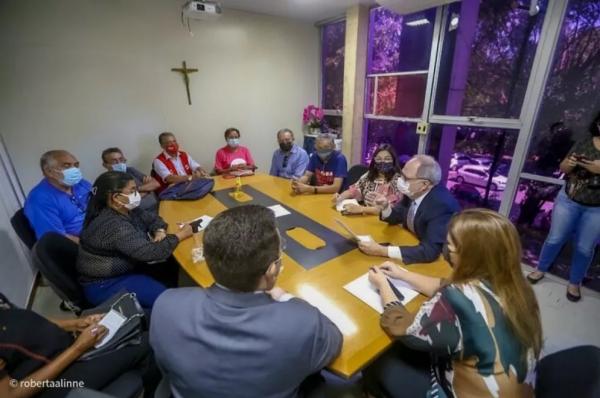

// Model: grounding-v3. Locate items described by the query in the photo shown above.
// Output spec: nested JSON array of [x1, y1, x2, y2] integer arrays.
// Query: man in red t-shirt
[[152, 132, 208, 190]]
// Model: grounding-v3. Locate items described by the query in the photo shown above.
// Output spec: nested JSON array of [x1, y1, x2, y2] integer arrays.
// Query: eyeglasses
[[282, 154, 290, 169]]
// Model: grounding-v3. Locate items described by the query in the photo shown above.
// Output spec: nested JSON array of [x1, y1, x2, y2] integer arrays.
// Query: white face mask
[[397, 176, 412, 197], [118, 192, 141, 210]]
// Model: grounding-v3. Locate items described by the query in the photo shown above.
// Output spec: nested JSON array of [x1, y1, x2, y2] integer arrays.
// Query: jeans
[[537, 189, 600, 284], [83, 274, 167, 309]]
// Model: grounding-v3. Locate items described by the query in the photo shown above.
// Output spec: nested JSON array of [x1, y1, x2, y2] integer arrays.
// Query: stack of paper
[[344, 273, 419, 313]]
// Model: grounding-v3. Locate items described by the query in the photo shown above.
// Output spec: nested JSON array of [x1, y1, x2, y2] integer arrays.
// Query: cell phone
[[189, 218, 204, 233]]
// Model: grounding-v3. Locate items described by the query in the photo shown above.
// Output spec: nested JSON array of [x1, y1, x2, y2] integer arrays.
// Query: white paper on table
[[336, 199, 359, 212], [344, 273, 419, 313], [95, 309, 127, 348], [356, 235, 373, 243], [268, 204, 291, 218]]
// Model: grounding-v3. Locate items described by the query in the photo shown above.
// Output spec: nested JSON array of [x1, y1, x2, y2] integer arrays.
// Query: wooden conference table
[[159, 173, 451, 378]]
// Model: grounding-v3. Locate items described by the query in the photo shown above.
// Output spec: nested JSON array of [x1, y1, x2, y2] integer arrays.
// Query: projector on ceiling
[[377, 0, 458, 15], [183, 1, 222, 20]]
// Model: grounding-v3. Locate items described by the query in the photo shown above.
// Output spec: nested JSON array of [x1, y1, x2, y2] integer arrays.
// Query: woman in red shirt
[[214, 128, 256, 175]]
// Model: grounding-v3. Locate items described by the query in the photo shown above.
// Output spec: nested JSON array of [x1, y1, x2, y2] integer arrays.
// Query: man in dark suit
[[150, 205, 342, 398], [359, 155, 460, 264]]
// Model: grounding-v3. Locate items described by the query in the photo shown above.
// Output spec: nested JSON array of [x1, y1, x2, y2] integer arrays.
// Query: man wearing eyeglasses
[[359, 155, 460, 264], [101, 147, 160, 211], [24, 150, 92, 243], [269, 128, 309, 179]]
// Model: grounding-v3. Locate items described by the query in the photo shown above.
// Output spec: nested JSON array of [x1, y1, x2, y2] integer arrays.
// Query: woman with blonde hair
[[364, 208, 543, 398]]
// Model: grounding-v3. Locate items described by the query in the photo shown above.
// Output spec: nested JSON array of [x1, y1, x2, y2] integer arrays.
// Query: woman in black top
[[528, 111, 600, 301], [78, 172, 193, 309], [0, 292, 155, 398]]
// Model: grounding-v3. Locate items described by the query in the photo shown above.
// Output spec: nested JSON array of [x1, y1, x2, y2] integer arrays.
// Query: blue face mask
[[227, 138, 240, 148], [317, 150, 333, 161], [61, 167, 83, 186], [111, 163, 127, 173]]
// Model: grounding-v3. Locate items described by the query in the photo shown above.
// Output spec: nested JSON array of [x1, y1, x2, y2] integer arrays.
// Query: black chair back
[[536, 345, 600, 397], [342, 164, 369, 192], [10, 208, 37, 249], [32, 232, 90, 311]]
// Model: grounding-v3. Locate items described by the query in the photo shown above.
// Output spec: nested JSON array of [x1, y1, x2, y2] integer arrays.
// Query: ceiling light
[[406, 18, 430, 27]]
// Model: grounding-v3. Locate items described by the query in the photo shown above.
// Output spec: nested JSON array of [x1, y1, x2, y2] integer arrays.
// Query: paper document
[[336, 199, 359, 212], [95, 309, 127, 348], [344, 273, 418, 313], [268, 204, 291, 218], [334, 219, 373, 243]]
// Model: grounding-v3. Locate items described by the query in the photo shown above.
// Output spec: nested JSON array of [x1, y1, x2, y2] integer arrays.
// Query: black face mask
[[442, 244, 455, 268], [279, 142, 293, 152]]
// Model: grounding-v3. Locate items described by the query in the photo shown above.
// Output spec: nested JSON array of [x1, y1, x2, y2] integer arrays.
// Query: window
[[510, 0, 600, 291], [427, 124, 517, 211], [362, 7, 437, 164], [365, 7, 436, 119], [363, 120, 419, 165], [522, 0, 600, 177], [433, 0, 546, 119], [321, 20, 346, 112]]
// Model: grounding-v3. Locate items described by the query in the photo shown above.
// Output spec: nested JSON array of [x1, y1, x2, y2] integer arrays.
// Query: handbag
[[158, 178, 215, 201], [78, 292, 145, 361]]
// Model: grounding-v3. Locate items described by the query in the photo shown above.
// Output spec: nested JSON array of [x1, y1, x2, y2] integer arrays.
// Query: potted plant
[[302, 105, 324, 135]]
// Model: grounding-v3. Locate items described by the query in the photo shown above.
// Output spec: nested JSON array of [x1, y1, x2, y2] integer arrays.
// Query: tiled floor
[[32, 266, 600, 359]]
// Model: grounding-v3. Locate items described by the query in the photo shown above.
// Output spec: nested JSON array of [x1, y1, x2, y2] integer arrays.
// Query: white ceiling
[[217, 0, 377, 23]]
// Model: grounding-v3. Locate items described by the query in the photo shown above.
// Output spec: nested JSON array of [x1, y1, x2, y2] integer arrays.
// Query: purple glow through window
[[367, 7, 435, 74], [362, 120, 419, 165], [321, 20, 346, 111], [433, 0, 546, 119]]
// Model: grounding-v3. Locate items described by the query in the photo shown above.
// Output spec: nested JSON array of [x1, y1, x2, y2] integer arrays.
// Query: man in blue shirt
[[292, 134, 347, 194], [24, 150, 92, 243], [269, 128, 309, 179]]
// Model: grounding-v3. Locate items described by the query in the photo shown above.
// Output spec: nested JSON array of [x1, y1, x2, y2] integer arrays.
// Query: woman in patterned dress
[[364, 208, 543, 398], [333, 144, 402, 215]]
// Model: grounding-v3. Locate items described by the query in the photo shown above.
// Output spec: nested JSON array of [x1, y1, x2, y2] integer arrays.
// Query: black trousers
[[39, 333, 160, 398], [362, 343, 432, 398]]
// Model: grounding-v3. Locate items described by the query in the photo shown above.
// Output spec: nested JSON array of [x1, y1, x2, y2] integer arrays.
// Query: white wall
[[0, 0, 319, 191]]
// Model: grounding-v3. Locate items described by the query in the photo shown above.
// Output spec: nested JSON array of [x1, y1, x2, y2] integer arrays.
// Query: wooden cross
[[171, 61, 198, 105]]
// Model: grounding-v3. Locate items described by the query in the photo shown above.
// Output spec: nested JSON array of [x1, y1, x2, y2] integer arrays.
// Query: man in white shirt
[[151, 132, 208, 191], [359, 155, 460, 264]]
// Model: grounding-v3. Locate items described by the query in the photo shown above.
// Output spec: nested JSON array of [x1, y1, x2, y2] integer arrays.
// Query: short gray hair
[[40, 150, 68, 171], [277, 128, 294, 139], [315, 133, 335, 147], [414, 155, 441, 185]]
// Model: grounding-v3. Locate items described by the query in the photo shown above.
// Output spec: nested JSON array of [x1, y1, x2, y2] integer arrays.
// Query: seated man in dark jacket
[[150, 205, 343, 398], [359, 155, 460, 264]]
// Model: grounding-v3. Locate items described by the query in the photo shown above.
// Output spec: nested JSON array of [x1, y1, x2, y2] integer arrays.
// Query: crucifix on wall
[[171, 60, 198, 105]]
